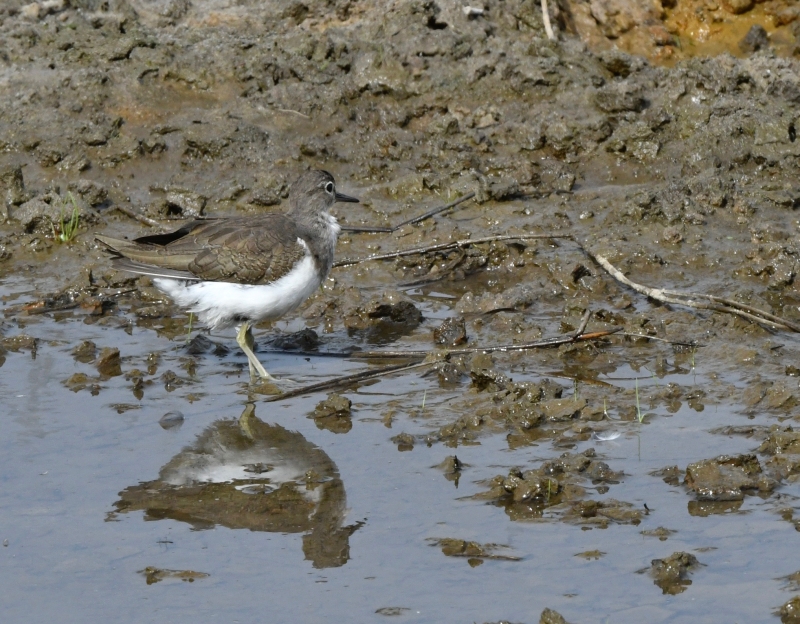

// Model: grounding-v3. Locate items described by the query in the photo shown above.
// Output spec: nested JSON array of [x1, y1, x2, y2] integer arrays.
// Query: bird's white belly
[[153, 254, 321, 329]]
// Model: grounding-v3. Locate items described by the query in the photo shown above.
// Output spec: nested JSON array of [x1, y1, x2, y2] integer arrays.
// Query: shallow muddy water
[[3, 0, 800, 622], [2, 265, 800, 624]]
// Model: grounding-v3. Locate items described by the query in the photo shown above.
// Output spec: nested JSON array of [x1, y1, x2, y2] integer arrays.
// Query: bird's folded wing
[[185, 215, 308, 284], [97, 216, 309, 284]]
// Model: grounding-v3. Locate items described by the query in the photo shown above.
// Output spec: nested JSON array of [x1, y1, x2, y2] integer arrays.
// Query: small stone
[[540, 608, 572, 624], [739, 25, 769, 54], [311, 394, 352, 434], [96, 347, 122, 378], [721, 0, 754, 15], [159, 411, 184, 430], [781, 596, 800, 624], [71, 340, 97, 363], [20, 3, 41, 19], [391, 432, 415, 451]]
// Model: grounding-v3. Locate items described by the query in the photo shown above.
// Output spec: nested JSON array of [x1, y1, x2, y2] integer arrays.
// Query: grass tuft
[[52, 193, 81, 243]]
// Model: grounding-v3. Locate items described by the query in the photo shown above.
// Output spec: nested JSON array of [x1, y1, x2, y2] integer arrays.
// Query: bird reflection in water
[[110, 404, 363, 568]]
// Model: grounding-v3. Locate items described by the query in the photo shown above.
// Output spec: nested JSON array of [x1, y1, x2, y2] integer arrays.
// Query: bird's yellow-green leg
[[236, 322, 273, 381]]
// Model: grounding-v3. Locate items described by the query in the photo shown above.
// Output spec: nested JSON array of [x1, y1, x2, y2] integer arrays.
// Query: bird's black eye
[[325, 182, 334, 194]]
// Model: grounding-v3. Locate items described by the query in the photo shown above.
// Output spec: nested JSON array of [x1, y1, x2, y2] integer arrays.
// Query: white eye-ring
[[325, 181, 335, 194]]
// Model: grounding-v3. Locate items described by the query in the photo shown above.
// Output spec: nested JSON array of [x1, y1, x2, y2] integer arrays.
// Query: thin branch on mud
[[619, 333, 705, 348], [262, 320, 619, 401], [572, 309, 592, 338], [339, 192, 476, 234], [113, 205, 165, 229], [276, 108, 311, 119], [262, 361, 428, 402], [334, 233, 572, 268], [350, 325, 622, 359], [589, 251, 800, 333], [541, 0, 556, 40]]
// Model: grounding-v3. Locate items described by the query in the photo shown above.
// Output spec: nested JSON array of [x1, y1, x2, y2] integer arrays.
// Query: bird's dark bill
[[335, 192, 359, 203]]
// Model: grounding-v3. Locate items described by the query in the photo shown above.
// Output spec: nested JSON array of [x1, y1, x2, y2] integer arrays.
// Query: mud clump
[[758, 428, 800, 481], [71, 340, 97, 363], [342, 293, 423, 344], [428, 538, 520, 565], [391, 432, 415, 452], [781, 596, 800, 624], [433, 316, 467, 347], [184, 334, 230, 357], [684, 454, 774, 501], [268, 328, 320, 352], [95, 346, 122, 378], [645, 552, 701, 595], [477, 449, 636, 526], [435, 455, 465, 486], [139, 567, 210, 585], [539, 608, 573, 624], [311, 394, 352, 434]]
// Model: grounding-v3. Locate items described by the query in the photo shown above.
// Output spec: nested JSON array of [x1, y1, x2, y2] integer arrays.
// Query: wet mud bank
[[2, 1, 800, 623]]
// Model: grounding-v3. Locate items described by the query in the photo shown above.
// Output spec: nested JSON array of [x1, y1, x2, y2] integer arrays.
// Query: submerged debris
[[138, 567, 209, 585], [428, 538, 521, 565]]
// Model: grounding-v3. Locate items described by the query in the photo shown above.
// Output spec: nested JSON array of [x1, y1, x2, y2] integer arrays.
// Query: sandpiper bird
[[96, 170, 359, 381]]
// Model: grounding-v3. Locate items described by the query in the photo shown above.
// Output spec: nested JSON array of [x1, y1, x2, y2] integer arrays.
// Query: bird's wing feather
[[96, 215, 309, 284], [110, 258, 199, 280], [185, 216, 308, 283]]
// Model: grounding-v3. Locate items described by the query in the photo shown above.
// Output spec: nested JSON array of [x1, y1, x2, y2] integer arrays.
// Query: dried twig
[[113, 205, 165, 229], [589, 251, 800, 333], [276, 108, 311, 119], [351, 325, 621, 359], [541, 0, 556, 40], [339, 192, 476, 234], [263, 361, 428, 402], [262, 321, 618, 401], [334, 233, 572, 268], [619, 333, 705, 348]]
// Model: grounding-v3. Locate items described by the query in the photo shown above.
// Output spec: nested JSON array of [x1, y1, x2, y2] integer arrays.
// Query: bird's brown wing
[[96, 215, 309, 284]]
